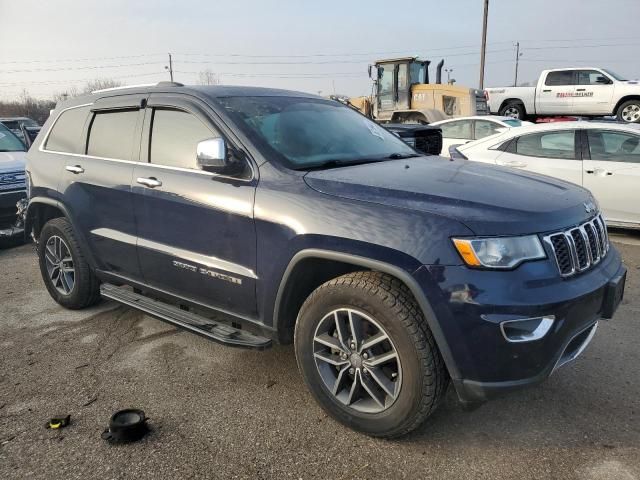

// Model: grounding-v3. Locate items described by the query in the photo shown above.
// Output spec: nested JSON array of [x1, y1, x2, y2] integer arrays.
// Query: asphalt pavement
[[0, 235, 639, 480]]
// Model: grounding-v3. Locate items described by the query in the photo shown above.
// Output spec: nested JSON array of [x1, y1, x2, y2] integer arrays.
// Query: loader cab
[[372, 57, 430, 119]]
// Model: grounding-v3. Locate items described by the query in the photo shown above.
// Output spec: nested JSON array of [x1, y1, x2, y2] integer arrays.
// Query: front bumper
[[0, 190, 26, 238], [415, 246, 625, 403]]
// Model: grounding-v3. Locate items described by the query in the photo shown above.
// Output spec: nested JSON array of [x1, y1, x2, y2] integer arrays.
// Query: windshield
[[502, 119, 522, 127], [216, 96, 416, 169], [0, 124, 26, 152], [603, 69, 627, 81]]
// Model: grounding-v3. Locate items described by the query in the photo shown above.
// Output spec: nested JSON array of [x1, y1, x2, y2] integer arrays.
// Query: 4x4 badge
[[584, 201, 596, 214]]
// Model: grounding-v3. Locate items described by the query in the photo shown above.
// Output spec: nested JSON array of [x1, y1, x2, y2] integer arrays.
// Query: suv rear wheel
[[294, 271, 448, 437], [38, 217, 101, 309]]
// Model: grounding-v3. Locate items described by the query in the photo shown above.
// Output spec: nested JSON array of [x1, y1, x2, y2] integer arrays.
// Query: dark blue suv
[[25, 83, 626, 437]]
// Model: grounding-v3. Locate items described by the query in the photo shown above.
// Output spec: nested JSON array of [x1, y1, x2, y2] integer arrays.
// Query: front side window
[[216, 96, 416, 170], [149, 109, 217, 169], [474, 120, 500, 139], [576, 70, 611, 85], [0, 124, 25, 152], [588, 130, 640, 163], [45, 106, 90, 153], [545, 71, 574, 86], [515, 131, 576, 159], [439, 120, 472, 140], [87, 110, 139, 160]]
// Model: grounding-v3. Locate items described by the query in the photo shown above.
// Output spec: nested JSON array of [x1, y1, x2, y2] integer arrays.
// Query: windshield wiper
[[385, 152, 421, 159], [299, 158, 385, 171]]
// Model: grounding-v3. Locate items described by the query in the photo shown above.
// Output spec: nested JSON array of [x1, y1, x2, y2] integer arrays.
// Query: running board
[[100, 283, 271, 350]]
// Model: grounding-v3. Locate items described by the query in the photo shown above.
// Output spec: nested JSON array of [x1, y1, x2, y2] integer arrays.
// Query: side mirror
[[596, 76, 611, 84], [368, 65, 372, 79], [196, 138, 228, 173]]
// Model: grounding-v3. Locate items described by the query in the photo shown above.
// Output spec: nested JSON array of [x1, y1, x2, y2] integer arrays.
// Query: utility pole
[[166, 53, 174, 82], [513, 42, 521, 87], [479, 0, 489, 89]]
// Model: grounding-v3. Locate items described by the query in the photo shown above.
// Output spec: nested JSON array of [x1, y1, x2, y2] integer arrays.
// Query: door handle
[[136, 177, 162, 188], [576, 88, 586, 91], [585, 168, 613, 176], [542, 89, 551, 92], [65, 165, 84, 174]]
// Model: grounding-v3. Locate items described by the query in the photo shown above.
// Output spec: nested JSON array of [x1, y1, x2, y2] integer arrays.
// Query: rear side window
[[544, 71, 574, 86], [587, 130, 640, 163], [45, 106, 90, 153], [87, 110, 139, 160], [515, 131, 576, 159], [149, 109, 218, 169], [474, 120, 500, 139]]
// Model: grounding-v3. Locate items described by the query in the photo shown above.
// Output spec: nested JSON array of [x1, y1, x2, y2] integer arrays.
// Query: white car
[[485, 67, 640, 122], [455, 121, 640, 229], [430, 116, 531, 157]]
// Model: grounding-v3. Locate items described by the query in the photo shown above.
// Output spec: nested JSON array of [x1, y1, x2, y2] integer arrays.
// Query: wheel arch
[[273, 249, 460, 380], [390, 109, 447, 124], [613, 95, 640, 116], [498, 98, 526, 113]]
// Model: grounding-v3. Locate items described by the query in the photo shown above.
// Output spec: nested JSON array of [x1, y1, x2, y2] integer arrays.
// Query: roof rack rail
[[91, 81, 184, 94]]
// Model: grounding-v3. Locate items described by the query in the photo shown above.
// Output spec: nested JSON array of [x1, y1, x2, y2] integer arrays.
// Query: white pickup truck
[[486, 67, 640, 123]]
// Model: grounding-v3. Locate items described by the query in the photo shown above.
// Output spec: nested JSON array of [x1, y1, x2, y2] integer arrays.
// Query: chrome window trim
[[40, 103, 256, 183]]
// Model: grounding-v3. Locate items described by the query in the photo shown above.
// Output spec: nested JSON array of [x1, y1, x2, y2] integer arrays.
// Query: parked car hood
[[304, 157, 594, 236], [0, 151, 26, 172]]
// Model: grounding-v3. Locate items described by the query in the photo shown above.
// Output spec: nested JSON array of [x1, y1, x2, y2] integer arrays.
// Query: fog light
[[500, 315, 555, 343]]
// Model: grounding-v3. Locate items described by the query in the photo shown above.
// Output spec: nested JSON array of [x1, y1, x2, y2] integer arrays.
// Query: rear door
[[573, 70, 615, 115], [537, 70, 575, 114], [494, 129, 583, 185], [582, 128, 640, 225], [132, 94, 258, 316], [58, 95, 146, 280]]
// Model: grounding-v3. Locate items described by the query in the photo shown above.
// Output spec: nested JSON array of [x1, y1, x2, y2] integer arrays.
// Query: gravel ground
[[0, 236, 639, 480]]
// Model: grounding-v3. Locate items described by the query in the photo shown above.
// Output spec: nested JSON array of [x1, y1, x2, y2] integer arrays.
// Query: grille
[[415, 133, 443, 156], [544, 214, 609, 277], [0, 170, 26, 192]]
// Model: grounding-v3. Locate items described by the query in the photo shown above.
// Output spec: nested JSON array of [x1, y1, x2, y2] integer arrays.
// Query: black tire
[[499, 101, 526, 120], [616, 99, 640, 123], [38, 217, 101, 309], [294, 271, 448, 438]]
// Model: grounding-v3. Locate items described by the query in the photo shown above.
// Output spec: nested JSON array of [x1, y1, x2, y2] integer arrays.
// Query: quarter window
[[439, 120, 472, 140], [87, 110, 139, 160], [544, 71, 574, 86], [515, 131, 576, 159], [45, 106, 90, 153], [149, 109, 218, 169], [587, 130, 640, 163]]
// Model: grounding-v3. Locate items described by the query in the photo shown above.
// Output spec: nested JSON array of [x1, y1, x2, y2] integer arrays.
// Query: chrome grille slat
[[544, 214, 609, 278]]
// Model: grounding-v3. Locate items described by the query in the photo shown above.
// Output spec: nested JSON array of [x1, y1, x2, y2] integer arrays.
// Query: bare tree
[[198, 70, 220, 85], [82, 78, 123, 94]]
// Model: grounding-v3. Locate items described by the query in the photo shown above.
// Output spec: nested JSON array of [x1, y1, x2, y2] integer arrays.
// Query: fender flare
[[273, 249, 461, 380]]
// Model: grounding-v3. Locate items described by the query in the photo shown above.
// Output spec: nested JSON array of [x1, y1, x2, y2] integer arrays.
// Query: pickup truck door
[[573, 70, 615, 115], [582, 129, 640, 225], [536, 70, 575, 114], [132, 94, 258, 317], [57, 95, 146, 281], [494, 129, 583, 186]]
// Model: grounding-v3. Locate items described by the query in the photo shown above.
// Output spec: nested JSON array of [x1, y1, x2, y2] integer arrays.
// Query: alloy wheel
[[503, 106, 520, 119], [312, 308, 402, 414], [44, 235, 75, 295], [622, 104, 640, 122]]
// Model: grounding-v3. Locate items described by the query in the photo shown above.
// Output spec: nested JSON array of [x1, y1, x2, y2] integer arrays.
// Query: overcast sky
[[1, 0, 639, 100]]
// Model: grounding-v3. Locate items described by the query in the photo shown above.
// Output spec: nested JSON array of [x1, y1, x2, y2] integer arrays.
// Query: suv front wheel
[[294, 271, 448, 438], [38, 217, 101, 309]]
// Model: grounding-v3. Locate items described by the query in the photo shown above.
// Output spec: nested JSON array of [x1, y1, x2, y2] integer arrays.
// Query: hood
[[0, 151, 26, 172], [304, 157, 594, 235]]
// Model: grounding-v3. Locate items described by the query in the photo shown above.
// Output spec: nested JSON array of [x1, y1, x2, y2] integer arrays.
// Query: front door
[[583, 129, 640, 225], [132, 94, 258, 317], [494, 129, 583, 186], [573, 70, 615, 115], [58, 95, 146, 280], [537, 70, 575, 114]]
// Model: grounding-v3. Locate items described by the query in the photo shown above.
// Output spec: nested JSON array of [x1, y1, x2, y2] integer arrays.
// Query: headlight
[[452, 235, 546, 269]]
